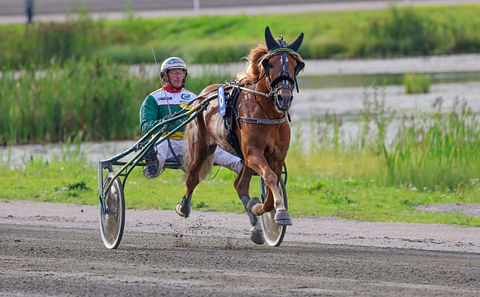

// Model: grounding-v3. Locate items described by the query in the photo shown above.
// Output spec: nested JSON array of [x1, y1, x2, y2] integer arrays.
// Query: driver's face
[[167, 68, 186, 89]]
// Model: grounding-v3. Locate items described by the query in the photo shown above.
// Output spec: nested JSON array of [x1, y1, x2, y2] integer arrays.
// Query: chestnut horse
[[176, 26, 305, 244]]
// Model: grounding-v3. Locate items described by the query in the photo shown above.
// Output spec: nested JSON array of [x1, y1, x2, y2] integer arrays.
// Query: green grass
[[1, 144, 479, 227], [2, 4, 480, 67]]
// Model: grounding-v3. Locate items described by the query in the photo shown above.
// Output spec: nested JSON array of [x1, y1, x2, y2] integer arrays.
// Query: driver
[[140, 57, 243, 178]]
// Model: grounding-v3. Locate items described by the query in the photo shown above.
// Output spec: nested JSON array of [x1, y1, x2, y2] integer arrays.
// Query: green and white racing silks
[[140, 87, 196, 140]]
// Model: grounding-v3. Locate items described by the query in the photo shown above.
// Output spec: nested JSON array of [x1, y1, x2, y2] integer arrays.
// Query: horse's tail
[[182, 129, 190, 173], [198, 152, 215, 181], [183, 118, 215, 181]]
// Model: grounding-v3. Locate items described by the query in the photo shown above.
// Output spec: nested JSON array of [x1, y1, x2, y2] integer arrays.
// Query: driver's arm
[[140, 95, 161, 133]]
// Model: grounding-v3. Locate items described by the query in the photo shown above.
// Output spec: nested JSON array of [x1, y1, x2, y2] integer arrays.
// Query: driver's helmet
[[160, 57, 187, 75]]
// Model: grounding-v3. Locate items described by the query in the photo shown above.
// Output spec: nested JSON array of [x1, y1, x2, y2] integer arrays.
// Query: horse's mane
[[237, 44, 268, 83], [237, 44, 304, 84]]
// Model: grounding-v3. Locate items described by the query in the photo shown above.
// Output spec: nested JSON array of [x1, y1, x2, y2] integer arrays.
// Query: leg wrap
[[176, 193, 192, 218], [241, 196, 257, 226]]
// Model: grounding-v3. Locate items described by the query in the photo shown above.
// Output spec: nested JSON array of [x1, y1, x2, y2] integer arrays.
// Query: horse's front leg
[[244, 153, 291, 226]]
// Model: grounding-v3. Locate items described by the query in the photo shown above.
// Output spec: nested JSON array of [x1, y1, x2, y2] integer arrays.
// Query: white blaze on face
[[281, 54, 289, 86]]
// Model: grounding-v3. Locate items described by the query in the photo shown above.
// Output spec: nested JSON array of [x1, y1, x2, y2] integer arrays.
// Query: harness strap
[[224, 82, 272, 98], [238, 114, 288, 125]]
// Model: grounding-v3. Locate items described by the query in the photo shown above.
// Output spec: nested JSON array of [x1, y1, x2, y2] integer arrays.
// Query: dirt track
[[1, 200, 480, 296]]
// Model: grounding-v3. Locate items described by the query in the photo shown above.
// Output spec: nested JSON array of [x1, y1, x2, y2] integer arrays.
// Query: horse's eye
[[269, 62, 274, 68]]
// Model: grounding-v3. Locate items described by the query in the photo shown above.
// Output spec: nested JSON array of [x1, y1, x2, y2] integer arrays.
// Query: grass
[[2, 90, 480, 228], [2, 4, 480, 67], [1, 142, 479, 227]]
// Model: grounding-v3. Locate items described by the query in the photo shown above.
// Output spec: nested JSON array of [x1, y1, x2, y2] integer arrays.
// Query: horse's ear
[[265, 26, 279, 51], [288, 32, 304, 52]]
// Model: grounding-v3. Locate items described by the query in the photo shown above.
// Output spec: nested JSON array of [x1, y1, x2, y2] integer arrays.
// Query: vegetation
[[1, 121, 479, 227], [307, 87, 480, 192], [1, 4, 479, 225], [403, 73, 431, 94], [1, 86, 479, 226], [0, 59, 230, 145], [1, 4, 480, 68]]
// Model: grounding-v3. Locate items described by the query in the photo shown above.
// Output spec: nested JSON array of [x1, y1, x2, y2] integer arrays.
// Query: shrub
[[368, 6, 444, 56]]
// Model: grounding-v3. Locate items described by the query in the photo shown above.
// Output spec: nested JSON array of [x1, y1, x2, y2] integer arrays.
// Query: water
[[292, 82, 480, 120], [0, 141, 136, 169], [298, 72, 480, 89]]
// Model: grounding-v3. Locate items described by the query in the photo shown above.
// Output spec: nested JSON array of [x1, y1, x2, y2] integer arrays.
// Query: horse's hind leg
[[176, 120, 212, 218], [234, 166, 264, 244], [177, 148, 211, 218]]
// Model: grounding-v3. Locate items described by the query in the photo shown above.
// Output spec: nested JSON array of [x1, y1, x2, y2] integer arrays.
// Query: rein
[[224, 82, 271, 99]]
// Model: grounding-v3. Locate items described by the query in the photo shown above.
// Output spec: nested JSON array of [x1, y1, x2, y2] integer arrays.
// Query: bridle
[[261, 48, 305, 99]]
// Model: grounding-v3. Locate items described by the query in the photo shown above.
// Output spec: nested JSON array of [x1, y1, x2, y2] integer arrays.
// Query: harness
[[222, 84, 244, 159], [221, 80, 290, 160]]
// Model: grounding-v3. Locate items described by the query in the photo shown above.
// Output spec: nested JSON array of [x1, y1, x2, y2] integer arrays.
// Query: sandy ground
[[1, 200, 480, 297]]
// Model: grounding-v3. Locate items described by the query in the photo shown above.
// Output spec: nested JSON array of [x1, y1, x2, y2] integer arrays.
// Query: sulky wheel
[[99, 172, 125, 249], [259, 177, 288, 247]]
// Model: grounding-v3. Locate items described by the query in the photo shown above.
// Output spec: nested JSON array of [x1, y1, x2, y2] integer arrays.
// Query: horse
[[176, 26, 305, 244]]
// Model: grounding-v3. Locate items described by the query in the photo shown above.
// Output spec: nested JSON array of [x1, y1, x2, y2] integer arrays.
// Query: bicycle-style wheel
[[259, 178, 288, 247], [99, 173, 125, 249]]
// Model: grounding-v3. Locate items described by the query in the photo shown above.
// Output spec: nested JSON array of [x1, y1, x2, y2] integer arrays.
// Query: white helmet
[[160, 57, 187, 74]]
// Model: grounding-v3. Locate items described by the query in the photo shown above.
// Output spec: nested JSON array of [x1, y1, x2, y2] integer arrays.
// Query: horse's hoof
[[274, 210, 292, 226], [246, 197, 261, 212], [250, 226, 265, 245], [175, 196, 191, 218], [175, 203, 190, 218]]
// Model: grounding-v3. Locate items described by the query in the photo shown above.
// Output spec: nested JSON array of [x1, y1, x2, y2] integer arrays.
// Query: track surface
[[1, 200, 480, 296], [1, 224, 480, 297]]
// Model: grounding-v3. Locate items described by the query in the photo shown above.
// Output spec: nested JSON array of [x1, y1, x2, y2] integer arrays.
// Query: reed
[[303, 87, 480, 191], [0, 59, 153, 144], [382, 98, 480, 190], [0, 60, 231, 145]]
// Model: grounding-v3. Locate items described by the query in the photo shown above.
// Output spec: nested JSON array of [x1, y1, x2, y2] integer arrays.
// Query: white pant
[[155, 139, 242, 173]]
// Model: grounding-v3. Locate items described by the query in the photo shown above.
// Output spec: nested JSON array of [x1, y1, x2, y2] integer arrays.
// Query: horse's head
[[261, 26, 305, 113]]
